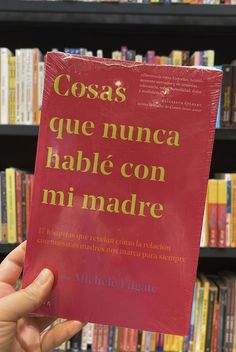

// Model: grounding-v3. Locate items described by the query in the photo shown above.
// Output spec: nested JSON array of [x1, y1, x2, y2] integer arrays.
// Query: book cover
[[23, 52, 222, 335]]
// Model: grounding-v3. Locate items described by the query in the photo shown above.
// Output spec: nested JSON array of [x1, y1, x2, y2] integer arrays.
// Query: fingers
[[41, 320, 83, 352], [0, 268, 54, 322], [36, 316, 57, 333], [0, 241, 26, 285]]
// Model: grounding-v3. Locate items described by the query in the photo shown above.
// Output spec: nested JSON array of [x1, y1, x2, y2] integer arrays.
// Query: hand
[[0, 241, 83, 351]]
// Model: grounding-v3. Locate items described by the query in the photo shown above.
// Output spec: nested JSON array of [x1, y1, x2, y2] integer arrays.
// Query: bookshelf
[[0, 1, 236, 64], [0, 1, 236, 255], [0, 3, 236, 351]]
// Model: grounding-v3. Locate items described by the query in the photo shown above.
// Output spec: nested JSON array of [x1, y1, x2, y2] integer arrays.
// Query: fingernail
[[35, 269, 51, 285]]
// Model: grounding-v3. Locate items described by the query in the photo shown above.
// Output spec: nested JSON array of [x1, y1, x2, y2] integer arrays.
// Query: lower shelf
[[1, 244, 236, 258]]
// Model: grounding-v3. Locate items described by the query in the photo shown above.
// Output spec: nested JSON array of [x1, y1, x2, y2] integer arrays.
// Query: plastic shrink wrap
[[23, 52, 222, 335]]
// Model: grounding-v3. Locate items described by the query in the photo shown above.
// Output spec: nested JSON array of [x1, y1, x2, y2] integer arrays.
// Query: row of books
[[0, 168, 34, 243], [201, 176, 236, 248], [1, 167, 236, 248], [0, 46, 222, 127], [0, 48, 44, 125], [220, 63, 236, 128], [45, 0, 236, 4], [64, 47, 216, 67], [51, 272, 236, 352]]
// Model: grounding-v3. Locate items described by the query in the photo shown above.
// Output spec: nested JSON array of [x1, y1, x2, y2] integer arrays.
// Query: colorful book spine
[[5, 167, 16, 243], [217, 179, 227, 247], [15, 170, 23, 243], [221, 64, 232, 128], [208, 179, 218, 247]]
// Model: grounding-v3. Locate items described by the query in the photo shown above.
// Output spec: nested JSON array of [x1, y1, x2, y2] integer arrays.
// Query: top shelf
[[1, 1, 236, 27]]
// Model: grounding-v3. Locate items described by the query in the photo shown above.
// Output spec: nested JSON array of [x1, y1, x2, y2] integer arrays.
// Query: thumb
[[0, 269, 54, 322]]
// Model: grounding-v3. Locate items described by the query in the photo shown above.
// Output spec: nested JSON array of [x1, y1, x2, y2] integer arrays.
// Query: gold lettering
[[167, 130, 180, 146], [120, 162, 133, 178], [54, 74, 70, 96], [82, 195, 105, 211], [100, 86, 113, 101], [150, 203, 164, 218], [46, 147, 60, 169], [153, 129, 166, 144], [136, 127, 151, 143], [115, 87, 126, 103], [49, 117, 64, 140], [42, 189, 65, 206], [71, 82, 86, 98], [103, 123, 117, 139], [107, 197, 120, 213]]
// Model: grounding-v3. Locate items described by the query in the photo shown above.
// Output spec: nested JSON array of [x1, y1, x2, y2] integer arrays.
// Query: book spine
[[137, 330, 142, 352], [188, 281, 197, 352], [208, 180, 218, 247], [150, 332, 156, 352], [25, 49, 33, 125], [81, 324, 88, 351], [171, 50, 183, 66], [130, 329, 138, 352], [6, 167, 16, 243], [205, 286, 216, 351], [200, 193, 208, 247], [117, 327, 123, 352], [86, 323, 94, 351], [20, 49, 26, 124], [15, 170, 22, 243], [9, 56, 16, 125], [217, 179, 227, 247], [92, 324, 98, 352], [15, 49, 21, 124], [21, 173, 26, 240], [112, 327, 119, 352], [217, 286, 227, 352], [33, 48, 39, 124], [226, 179, 231, 247], [224, 280, 231, 352], [195, 287, 204, 352], [25, 174, 32, 234], [108, 326, 115, 352], [231, 65, 236, 128], [220, 65, 232, 128], [229, 280, 235, 352], [0, 48, 11, 124], [200, 280, 210, 352], [0, 172, 7, 242], [97, 325, 103, 352], [230, 175, 236, 247], [144, 331, 152, 352], [37, 61, 44, 124], [211, 300, 219, 352]]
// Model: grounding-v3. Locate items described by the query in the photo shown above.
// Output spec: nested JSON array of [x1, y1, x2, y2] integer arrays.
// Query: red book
[[23, 52, 222, 335]]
